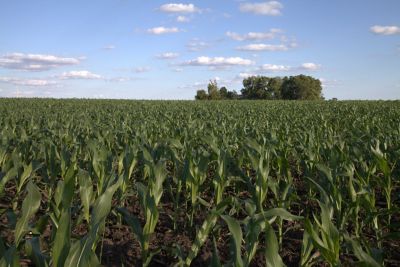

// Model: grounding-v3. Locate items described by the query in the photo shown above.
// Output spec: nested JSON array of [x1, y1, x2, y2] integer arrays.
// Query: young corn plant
[[371, 141, 393, 224], [244, 138, 273, 213], [0, 181, 42, 266], [118, 157, 166, 266], [304, 201, 340, 267], [63, 176, 122, 267], [269, 155, 294, 247], [186, 150, 209, 226], [117, 145, 138, 199], [181, 198, 231, 267], [241, 202, 303, 267]]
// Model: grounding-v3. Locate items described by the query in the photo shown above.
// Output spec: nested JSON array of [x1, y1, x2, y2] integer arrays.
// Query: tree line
[[195, 75, 323, 100]]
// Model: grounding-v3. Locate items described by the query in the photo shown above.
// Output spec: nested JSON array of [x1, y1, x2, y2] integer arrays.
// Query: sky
[[0, 0, 399, 100]]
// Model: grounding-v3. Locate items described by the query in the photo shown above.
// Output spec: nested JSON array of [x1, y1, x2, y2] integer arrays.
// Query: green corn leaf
[[25, 237, 48, 267], [262, 208, 303, 222], [61, 165, 76, 209], [0, 246, 20, 267], [63, 225, 100, 267], [221, 215, 243, 267], [14, 181, 41, 246], [78, 170, 93, 222], [344, 236, 381, 267], [117, 207, 144, 247], [210, 236, 222, 267], [265, 222, 285, 267], [90, 176, 121, 228], [64, 177, 121, 267], [184, 199, 230, 266], [300, 230, 316, 267], [17, 162, 33, 193], [52, 209, 71, 267], [0, 146, 7, 167], [0, 167, 18, 196], [17, 162, 41, 194]]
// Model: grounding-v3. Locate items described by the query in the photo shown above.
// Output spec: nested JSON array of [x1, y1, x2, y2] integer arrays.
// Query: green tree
[[207, 80, 221, 100], [241, 76, 271, 99], [281, 75, 323, 100], [267, 77, 283, 100], [226, 90, 238, 100], [195, 90, 208, 100], [219, 86, 228, 99]]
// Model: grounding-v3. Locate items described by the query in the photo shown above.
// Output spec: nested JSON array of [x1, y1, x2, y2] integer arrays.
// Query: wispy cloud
[[237, 62, 322, 78], [239, 1, 283, 16], [300, 63, 321, 71], [106, 77, 139, 83], [134, 66, 151, 73], [0, 76, 59, 86], [156, 52, 180, 59], [257, 62, 321, 72], [226, 29, 282, 41], [103, 45, 116, 50], [186, 39, 210, 51], [237, 43, 290, 51], [60, 70, 102, 80], [147, 27, 180, 35], [370, 25, 400, 35], [182, 56, 254, 67], [319, 78, 340, 88], [159, 3, 200, 14], [176, 15, 190, 22], [0, 53, 80, 71], [237, 72, 257, 79], [260, 64, 291, 71]]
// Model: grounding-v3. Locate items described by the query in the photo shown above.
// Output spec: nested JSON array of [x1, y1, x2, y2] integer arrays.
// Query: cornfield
[[0, 99, 399, 266]]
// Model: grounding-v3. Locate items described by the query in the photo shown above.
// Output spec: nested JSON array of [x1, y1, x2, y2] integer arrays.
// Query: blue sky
[[0, 0, 399, 99]]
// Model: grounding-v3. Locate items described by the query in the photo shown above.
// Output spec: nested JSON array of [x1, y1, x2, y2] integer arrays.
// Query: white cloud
[[223, 13, 232, 19], [257, 62, 321, 72], [103, 45, 116, 50], [240, 1, 283, 16], [226, 29, 282, 41], [176, 16, 190, 22], [260, 64, 291, 71], [186, 39, 210, 51], [147, 27, 180, 35], [107, 77, 138, 83], [182, 56, 254, 67], [370, 25, 400, 35], [237, 43, 289, 51], [0, 53, 80, 71], [134, 66, 151, 73], [60, 70, 102, 80], [319, 78, 340, 88], [0, 76, 58, 86], [156, 52, 180, 59], [238, 72, 257, 79], [159, 3, 199, 13], [300, 63, 321, 71]]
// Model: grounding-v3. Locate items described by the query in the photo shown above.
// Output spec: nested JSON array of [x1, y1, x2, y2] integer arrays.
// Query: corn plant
[[118, 153, 166, 266]]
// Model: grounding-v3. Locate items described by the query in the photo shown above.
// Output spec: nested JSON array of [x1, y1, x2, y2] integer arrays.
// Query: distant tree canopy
[[195, 75, 323, 100], [195, 80, 238, 100]]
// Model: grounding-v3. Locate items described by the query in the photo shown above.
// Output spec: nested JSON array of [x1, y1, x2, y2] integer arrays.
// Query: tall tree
[[240, 76, 271, 99], [267, 77, 283, 100], [195, 90, 208, 100], [281, 75, 323, 100], [207, 80, 221, 100]]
